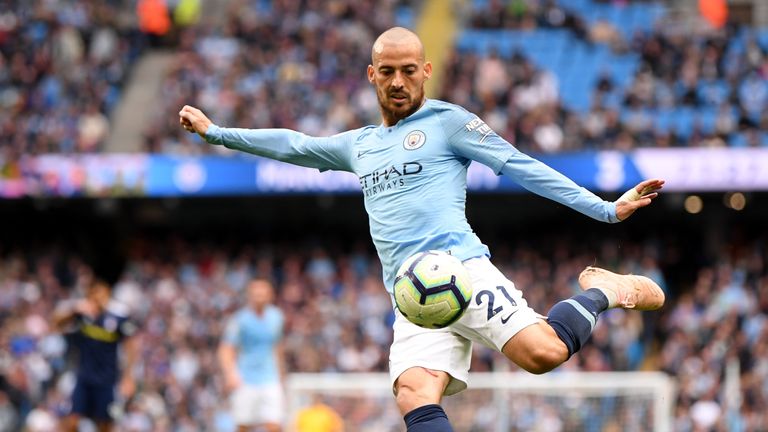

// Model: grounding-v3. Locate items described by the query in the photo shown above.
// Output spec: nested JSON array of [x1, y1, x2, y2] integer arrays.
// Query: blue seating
[[557, 0, 590, 11], [697, 108, 719, 135], [455, 1, 669, 113], [697, 79, 730, 107], [455, 2, 768, 147], [730, 133, 748, 148], [471, 0, 490, 12], [395, 6, 415, 28], [757, 28, 768, 49]]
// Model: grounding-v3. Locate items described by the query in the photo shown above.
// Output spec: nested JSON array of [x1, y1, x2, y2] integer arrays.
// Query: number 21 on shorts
[[476, 285, 518, 324]]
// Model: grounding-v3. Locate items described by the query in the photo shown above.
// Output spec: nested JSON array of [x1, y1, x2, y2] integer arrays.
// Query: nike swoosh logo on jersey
[[357, 149, 372, 159], [500, 310, 518, 324]]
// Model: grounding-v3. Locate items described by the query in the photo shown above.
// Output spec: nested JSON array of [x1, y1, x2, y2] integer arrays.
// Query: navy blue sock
[[547, 288, 609, 356], [404, 404, 454, 432]]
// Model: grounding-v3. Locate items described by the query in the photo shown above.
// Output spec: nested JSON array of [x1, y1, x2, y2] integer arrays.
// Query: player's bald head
[[367, 27, 432, 126], [371, 27, 425, 64]]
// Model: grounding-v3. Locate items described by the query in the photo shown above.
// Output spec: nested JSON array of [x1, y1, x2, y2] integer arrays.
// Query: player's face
[[368, 43, 432, 126], [86, 282, 110, 308], [247, 280, 274, 309]]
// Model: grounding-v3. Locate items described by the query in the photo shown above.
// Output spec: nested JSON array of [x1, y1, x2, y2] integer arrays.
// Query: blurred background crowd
[[1, 0, 763, 161], [0, 0, 143, 156], [141, 0, 767, 155], [0, 226, 766, 430], [143, 0, 418, 155]]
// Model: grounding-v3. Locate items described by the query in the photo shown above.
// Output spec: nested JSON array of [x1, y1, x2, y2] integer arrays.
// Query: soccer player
[[52, 279, 139, 432], [218, 278, 286, 432], [180, 27, 666, 432]]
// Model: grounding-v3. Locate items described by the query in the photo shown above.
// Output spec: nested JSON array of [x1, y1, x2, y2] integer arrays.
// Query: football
[[393, 250, 473, 329]]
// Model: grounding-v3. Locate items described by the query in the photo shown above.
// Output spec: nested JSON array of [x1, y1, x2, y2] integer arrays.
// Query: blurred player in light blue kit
[[219, 278, 285, 432], [182, 27, 666, 432]]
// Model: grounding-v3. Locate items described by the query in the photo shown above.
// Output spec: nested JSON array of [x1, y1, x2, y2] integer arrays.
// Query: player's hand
[[118, 376, 136, 399], [179, 105, 213, 139], [615, 178, 665, 221]]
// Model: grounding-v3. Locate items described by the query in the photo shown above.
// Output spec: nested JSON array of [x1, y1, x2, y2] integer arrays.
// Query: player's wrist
[[203, 124, 220, 143], [604, 201, 621, 223]]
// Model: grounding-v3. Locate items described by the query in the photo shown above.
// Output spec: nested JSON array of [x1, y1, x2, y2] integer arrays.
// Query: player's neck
[[92, 301, 106, 314]]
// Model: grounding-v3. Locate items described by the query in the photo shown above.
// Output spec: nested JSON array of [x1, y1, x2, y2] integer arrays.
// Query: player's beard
[[378, 87, 424, 124]]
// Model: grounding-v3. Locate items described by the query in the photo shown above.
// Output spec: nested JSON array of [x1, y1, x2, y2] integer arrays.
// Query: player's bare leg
[[256, 423, 282, 432], [236, 423, 281, 432], [501, 321, 569, 374], [395, 367, 454, 431], [503, 267, 665, 373], [95, 420, 112, 432]]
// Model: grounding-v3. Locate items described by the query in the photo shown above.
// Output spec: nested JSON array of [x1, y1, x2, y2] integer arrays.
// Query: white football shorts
[[230, 382, 284, 426], [389, 256, 544, 395]]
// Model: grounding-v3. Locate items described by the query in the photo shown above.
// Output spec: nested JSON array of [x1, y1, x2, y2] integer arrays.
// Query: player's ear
[[367, 65, 375, 83], [423, 61, 432, 80]]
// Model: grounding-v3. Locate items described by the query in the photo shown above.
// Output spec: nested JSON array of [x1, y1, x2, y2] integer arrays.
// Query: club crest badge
[[104, 317, 117, 332], [403, 130, 426, 150]]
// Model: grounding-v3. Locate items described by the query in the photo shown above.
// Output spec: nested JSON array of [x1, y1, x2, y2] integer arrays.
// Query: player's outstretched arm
[[443, 107, 636, 223], [178, 104, 354, 172], [442, 106, 664, 223], [614, 178, 665, 221]]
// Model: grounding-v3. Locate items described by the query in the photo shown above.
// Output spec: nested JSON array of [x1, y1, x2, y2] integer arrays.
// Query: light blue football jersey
[[206, 99, 618, 293], [222, 305, 284, 385]]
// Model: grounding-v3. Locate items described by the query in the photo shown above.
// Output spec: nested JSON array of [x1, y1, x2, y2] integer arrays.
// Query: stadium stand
[[0, 1, 143, 156], [447, 0, 768, 150], [144, 0, 767, 156], [5, 0, 765, 158], [143, 0, 420, 154]]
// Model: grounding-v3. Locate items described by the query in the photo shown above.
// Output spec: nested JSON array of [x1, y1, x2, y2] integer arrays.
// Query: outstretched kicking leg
[[503, 266, 665, 373]]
